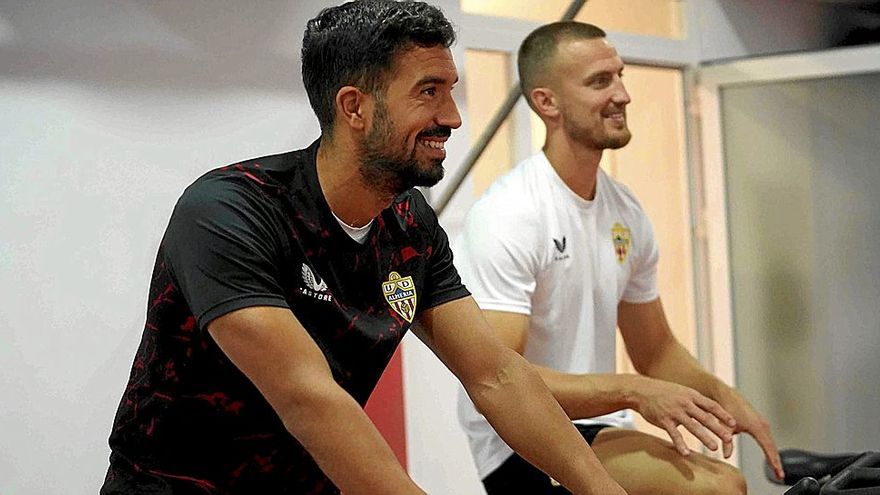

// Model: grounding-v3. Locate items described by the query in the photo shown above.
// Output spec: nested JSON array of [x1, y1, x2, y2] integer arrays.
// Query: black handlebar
[[771, 449, 859, 485], [821, 451, 880, 495], [784, 477, 820, 495], [771, 449, 880, 494]]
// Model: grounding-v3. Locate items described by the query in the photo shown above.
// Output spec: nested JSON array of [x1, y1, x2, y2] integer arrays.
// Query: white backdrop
[[2, 2, 352, 492]]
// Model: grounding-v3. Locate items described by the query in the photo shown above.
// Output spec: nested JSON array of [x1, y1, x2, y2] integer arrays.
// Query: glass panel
[[464, 49, 515, 197], [460, 0, 683, 39], [722, 73, 880, 492]]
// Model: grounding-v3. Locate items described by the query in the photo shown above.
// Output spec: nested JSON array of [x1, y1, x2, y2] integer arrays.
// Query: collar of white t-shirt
[[537, 151, 603, 212]]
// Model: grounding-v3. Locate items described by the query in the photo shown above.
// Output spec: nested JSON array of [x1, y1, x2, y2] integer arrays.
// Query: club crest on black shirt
[[383, 271, 417, 322]]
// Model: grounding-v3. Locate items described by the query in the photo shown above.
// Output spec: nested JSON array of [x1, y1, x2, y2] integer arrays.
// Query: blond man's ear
[[529, 87, 559, 120]]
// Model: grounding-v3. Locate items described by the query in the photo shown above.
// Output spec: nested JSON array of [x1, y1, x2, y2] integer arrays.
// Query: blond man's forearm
[[639, 338, 728, 400], [529, 368, 647, 419]]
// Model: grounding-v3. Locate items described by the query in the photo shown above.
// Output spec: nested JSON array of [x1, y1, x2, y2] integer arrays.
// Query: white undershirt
[[331, 210, 373, 244]]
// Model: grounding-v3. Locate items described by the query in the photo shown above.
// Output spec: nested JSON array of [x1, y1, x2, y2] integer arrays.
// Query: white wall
[[0, 1, 858, 494], [0, 2, 326, 493]]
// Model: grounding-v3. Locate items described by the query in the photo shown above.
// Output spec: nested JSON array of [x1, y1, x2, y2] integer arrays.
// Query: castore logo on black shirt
[[301, 263, 333, 302]]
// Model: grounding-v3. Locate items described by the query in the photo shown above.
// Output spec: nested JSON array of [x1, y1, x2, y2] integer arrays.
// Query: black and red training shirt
[[102, 140, 469, 494]]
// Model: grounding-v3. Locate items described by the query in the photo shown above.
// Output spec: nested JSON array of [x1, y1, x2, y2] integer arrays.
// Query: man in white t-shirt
[[456, 21, 784, 494]]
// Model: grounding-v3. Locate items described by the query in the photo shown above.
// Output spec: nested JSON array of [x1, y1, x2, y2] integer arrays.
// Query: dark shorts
[[482, 423, 612, 495]]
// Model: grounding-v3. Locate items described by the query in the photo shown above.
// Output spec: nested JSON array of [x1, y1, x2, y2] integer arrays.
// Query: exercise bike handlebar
[[770, 449, 880, 494], [770, 449, 859, 485]]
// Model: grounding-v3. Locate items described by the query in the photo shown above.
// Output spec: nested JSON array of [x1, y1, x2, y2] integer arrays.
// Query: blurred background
[[2, 1, 879, 493]]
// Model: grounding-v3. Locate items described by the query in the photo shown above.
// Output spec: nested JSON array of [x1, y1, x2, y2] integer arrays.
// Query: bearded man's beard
[[562, 109, 632, 150], [360, 101, 446, 197]]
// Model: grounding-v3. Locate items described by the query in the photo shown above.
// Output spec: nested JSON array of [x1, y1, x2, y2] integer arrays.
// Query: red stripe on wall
[[364, 345, 407, 468]]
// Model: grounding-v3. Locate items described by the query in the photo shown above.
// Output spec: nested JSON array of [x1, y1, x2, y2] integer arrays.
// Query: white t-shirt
[[455, 152, 660, 479]]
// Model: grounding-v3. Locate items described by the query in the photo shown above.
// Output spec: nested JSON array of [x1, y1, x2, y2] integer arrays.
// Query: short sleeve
[[162, 177, 290, 329], [621, 213, 659, 303], [454, 199, 538, 315], [411, 193, 471, 312]]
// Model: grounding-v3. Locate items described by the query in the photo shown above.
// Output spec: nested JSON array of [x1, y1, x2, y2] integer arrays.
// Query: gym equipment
[[769, 449, 880, 494]]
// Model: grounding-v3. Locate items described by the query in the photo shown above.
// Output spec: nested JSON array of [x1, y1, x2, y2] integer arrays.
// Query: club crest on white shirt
[[382, 271, 417, 323], [301, 263, 332, 302], [611, 222, 631, 264]]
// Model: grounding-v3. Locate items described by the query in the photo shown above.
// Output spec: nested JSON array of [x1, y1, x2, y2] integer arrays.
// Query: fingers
[[681, 417, 718, 451], [663, 423, 690, 456], [748, 422, 784, 480], [668, 395, 734, 455], [665, 417, 736, 459], [694, 395, 737, 430], [722, 434, 733, 458], [688, 402, 734, 446], [648, 390, 738, 457], [690, 399, 735, 457]]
